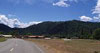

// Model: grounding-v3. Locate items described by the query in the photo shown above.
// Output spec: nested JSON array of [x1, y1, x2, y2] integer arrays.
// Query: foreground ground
[[0, 38, 44, 53], [27, 39, 100, 53], [0, 37, 6, 42]]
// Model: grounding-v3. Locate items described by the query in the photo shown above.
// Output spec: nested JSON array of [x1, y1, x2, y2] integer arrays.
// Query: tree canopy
[[93, 28, 100, 40]]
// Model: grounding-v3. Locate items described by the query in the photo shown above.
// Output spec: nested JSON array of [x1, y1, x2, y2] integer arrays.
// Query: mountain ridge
[[0, 20, 100, 39]]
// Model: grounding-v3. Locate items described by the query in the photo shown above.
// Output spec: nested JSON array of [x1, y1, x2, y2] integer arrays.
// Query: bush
[[93, 28, 100, 40]]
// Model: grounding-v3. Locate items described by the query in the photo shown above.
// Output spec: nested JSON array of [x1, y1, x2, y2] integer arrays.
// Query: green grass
[[0, 37, 6, 42]]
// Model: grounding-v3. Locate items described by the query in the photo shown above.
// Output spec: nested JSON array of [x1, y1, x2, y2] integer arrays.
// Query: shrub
[[93, 28, 100, 40]]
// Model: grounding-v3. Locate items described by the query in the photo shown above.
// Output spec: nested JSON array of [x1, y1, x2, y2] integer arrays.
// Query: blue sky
[[0, 0, 100, 28]]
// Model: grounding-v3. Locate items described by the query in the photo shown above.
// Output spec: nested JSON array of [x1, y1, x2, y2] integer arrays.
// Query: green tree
[[0, 32, 3, 34], [93, 28, 100, 40], [26, 33, 32, 35]]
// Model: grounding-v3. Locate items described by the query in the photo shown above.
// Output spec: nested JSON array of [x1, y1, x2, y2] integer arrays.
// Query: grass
[[0, 37, 6, 42], [27, 39, 100, 53], [65, 39, 100, 53]]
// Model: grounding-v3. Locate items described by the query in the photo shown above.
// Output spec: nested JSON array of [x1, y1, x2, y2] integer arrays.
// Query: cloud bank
[[53, 0, 77, 7], [80, 0, 100, 22], [0, 14, 42, 28], [93, 0, 100, 14], [8, 0, 77, 7], [80, 16, 92, 21], [53, 0, 70, 7], [92, 0, 100, 22]]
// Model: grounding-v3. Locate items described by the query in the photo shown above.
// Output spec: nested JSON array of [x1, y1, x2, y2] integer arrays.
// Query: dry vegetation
[[27, 39, 100, 53], [0, 37, 6, 42]]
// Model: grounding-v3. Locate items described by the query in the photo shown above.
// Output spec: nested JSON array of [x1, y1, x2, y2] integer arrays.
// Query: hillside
[[0, 20, 100, 39], [23, 20, 100, 38], [0, 24, 12, 34]]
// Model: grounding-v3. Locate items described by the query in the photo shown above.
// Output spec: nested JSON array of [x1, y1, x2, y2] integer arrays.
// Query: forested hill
[[23, 20, 100, 38], [0, 24, 12, 34], [0, 20, 100, 38]]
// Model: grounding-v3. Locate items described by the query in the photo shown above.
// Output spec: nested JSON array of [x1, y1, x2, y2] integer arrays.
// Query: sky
[[0, 0, 100, 28]]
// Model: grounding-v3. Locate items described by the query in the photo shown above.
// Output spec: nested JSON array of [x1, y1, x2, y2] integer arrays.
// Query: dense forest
[[0, 20, 100, 39]]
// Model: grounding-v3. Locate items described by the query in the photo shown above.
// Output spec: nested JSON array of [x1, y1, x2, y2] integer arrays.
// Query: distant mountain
[[0, 24, 12, 34], [1, 20, 100, 39], [23, 20, 100, 38]]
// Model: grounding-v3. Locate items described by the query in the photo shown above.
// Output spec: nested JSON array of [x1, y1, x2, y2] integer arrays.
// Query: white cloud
[[92, 0, 100, 22], [52, 0, 78, 7], [93, 14, 100, 22], [80, 0, 100, 22], [80, 16, 92, 21], [53, 0, 70, 7], [0, 14, 42, 28], [8, 0, 78, 6], [92, 0, 100, 14], [18, 21, 42, 28]]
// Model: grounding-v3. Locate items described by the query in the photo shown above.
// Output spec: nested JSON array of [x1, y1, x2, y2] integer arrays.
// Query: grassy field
[[65, 39, 100, 53], [0, 37, 6, 42], [27, 39, 100, 53]]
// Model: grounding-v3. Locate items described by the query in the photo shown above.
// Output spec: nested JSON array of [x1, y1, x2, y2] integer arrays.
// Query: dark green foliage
[[0, 20, 100, 39], [93, 28, 100, 40], [26, 33, 32, 35], [0, 31, 3, 34], [22, 20, 100, 39], [0, 24, 12, 34]]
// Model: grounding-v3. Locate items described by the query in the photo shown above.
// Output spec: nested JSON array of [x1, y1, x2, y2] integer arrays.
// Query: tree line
[[0, 20, 100, 40]]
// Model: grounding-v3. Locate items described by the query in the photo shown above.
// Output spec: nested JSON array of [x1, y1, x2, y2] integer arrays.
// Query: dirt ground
[[27, 39, 100, 53]]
